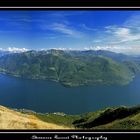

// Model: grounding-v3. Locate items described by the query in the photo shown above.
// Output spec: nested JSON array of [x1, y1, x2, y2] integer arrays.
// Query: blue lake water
[[0, 74, 140, 114]]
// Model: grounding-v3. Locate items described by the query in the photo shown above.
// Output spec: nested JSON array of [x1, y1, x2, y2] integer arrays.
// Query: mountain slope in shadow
[[72, 106, 140, 129]]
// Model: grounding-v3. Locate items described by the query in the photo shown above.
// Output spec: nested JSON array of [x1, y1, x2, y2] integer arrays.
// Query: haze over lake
[[0, 74, 140, 114]]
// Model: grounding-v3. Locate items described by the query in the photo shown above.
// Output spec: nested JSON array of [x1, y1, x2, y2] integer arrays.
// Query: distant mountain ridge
[[1, 48, 140, 61], [67, 50, 127, 60]]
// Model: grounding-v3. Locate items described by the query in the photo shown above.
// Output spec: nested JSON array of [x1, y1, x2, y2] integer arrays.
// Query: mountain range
[[0, 49, 140, 129], [0, 49, 140, 87]]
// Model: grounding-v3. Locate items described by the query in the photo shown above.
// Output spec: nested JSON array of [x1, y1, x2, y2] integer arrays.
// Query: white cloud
[[83, 45, 140, 55], [92, 40, 102, 43], [44, 23, 83, 38], [51, 23, 75, 35], [124, 14, 140, 29], [104, 14, 140, 46], [80, 24, 96, 31], [0, 47, 29, 53], [114, 27, 140, 42], [105, 26, 140, 44], [115, 27, 130, 37]]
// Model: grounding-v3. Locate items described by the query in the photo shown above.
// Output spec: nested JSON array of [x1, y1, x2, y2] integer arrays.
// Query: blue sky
[[1, 10, 140, 54]]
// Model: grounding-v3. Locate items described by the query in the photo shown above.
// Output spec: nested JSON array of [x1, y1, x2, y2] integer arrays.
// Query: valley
[[0, 49, 140, 129]]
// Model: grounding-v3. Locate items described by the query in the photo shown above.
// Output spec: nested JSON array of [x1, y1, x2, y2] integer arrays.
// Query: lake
[[0, 74, 140, 114]]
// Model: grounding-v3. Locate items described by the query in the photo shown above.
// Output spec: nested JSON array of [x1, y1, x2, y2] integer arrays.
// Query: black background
[[0, 130, 140, 140], [0, 0, 139, 7]]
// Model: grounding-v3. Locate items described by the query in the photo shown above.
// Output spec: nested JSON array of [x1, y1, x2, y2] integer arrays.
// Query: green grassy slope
[[72, 106, 140, 129], [25, 105, 140, 129]]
